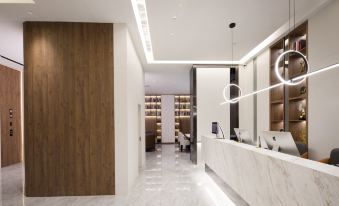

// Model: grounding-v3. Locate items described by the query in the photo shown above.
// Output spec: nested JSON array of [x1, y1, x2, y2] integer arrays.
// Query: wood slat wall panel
[[24, 22, 115, 196], [0, 65, 21, 167]]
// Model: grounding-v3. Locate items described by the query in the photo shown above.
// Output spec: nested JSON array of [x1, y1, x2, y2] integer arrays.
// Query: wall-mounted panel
[[0, 64, 21, 167], [24, 22, 114, 196]]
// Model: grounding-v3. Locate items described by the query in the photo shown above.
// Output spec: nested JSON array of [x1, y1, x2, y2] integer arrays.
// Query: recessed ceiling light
[[170, 33, 175, 36], [27, 10, 33, 15], [172, 16, 177, 20], [0, 0, 35, 3]]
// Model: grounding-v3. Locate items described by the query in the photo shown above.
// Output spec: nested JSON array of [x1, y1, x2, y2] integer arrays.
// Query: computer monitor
[[212, 122, 219, 135], [261, 131, 300, 157], [234, 128, 253, 145]]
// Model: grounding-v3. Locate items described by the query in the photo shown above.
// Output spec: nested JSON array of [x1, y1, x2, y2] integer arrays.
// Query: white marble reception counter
[[202, 135, 339, 206]]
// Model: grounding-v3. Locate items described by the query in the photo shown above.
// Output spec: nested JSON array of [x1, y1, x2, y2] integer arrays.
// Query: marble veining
[[202, 135, 339, 206], [1, 144, 244, 206]]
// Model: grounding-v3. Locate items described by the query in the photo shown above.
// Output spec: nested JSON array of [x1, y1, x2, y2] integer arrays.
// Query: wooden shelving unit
[[145, 95, 162, 143], [269, 21, 308, 145], [270, 38, 285, 132], [287, 23, 308, 144], [174, 95, 191, 142]]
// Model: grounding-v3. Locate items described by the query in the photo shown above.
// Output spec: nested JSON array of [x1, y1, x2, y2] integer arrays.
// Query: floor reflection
[[1, 144, 240, 206]]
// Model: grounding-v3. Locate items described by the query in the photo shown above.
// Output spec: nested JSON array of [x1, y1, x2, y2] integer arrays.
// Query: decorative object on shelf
[[299, 86, 307, 95], [299, 60, 306, 73], [298, 104, 306, 120], [300, 129, 307, 144]]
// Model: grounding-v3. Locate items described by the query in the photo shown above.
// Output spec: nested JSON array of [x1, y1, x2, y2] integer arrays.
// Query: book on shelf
[[292, 39, 306, 52]]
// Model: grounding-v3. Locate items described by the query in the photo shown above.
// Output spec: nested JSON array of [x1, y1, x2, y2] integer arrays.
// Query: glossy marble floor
[[1, 144, 245, 206]]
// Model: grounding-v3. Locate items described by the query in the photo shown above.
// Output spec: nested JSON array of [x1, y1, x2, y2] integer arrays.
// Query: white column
[[161, 95, 175, 143]]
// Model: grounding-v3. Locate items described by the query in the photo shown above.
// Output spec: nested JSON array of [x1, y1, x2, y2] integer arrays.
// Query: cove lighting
[[131, 1, 329, 65], [220, 63, 339, 105], [131, 0, 154, 62], [0, 0, 34, 3]]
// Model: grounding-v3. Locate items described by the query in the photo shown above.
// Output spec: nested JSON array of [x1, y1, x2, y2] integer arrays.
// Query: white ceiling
[[147, 0, 328, 62], [0, 0, 332, 94], [0, 0, 147, 65]]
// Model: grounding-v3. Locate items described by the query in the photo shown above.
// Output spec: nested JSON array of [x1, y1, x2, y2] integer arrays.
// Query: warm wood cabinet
[[0, 64, 22, 167], [24, 22, 115, 196], [270, 21, 308, 145]]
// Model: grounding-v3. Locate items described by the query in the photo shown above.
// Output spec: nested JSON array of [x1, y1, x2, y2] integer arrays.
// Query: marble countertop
[[202, 134, 339, 206], [204, 135, 339, 177]]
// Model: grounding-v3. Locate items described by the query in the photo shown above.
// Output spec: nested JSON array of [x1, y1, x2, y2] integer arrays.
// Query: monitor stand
[[272, 144, 280, 152]]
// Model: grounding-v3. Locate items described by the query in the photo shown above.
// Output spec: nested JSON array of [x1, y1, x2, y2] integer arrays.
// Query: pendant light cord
[[288, 0, 291, 50], [231, 28, 234, 63], [294, 0, 296, 31]]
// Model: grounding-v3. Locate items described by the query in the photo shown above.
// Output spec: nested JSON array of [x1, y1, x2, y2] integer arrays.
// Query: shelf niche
[[174, 95, 191, 142], [269, 21, 308, 146]]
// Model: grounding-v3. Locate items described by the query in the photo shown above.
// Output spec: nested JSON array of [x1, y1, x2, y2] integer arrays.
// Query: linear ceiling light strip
[[220, 63, 339, 105], [131, 0, 154, 62]]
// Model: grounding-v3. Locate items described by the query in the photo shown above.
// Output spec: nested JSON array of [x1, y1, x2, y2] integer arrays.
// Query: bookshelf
[[174, 95, 191, 142], [269, 21, 308, 145], [287, 22, 308, 144], [145, 95, 162, 143], [270, 39, 285, 132]]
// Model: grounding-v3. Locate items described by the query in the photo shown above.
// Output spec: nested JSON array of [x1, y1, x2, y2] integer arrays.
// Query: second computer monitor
[[234, 128, 253, 145], [261, 131, 300, 157]]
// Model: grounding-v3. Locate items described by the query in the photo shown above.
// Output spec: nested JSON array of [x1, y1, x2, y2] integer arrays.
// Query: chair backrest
[[295, 141, 308, 155], [178, 132, 184, 142], [329, 148, 339, 165]]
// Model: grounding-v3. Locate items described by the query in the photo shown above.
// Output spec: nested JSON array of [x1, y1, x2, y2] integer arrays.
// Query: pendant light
[[222, 22, 242, 104], [274, 0, 309, 86]]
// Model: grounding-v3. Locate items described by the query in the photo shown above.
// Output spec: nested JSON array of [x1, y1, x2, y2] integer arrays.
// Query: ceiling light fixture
[[131, 0, 154, 62], [274, 0, 309, 86], [0, 0, 34, 3], [131, 0, 328, 65], [222, 84, 242, 104], [220, 63, 339, 105], [275, 50, 308, 85], [221, 23, 242, 104]]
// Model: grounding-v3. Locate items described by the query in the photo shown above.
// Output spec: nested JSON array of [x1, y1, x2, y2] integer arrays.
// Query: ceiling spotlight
[[172, 16, 177, 20], [27, 10, 33, 15]]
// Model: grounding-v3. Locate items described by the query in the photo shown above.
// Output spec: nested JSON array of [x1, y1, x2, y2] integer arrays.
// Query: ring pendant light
[[274, 50, 308, 86], [274, 0, 309, 86], [223, 84, 242, 104], [221, 22, 243, 104]]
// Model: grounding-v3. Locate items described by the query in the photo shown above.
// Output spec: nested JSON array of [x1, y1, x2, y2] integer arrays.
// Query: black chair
[[329, 148, 339, 165], [319, 148, 339, 166], [295, 141, 308, 158]]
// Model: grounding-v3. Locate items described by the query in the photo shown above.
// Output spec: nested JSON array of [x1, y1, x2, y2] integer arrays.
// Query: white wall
[[161, 95, 175, 143], [239, 62, 254, 140], [308, 0, 339, 160], [197, 68, 230, 141], [145, 68, 190, 95], [114, 23, 145, 195], [256, 50, 270, 140], [239, 50, 270, 145], [0, 21, 23, 70]]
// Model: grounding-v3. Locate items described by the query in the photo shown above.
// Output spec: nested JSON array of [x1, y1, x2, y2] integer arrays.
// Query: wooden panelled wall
[[0, 65, 21, 167], [24, 22, 115, 196]]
